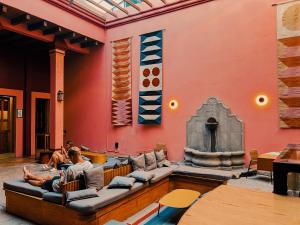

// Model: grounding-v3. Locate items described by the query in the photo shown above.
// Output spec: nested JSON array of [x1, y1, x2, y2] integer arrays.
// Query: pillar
[[49, 49, 65, 150]]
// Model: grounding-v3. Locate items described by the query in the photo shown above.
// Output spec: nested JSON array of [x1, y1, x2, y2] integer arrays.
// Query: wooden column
[[49, 49, 65, 150]]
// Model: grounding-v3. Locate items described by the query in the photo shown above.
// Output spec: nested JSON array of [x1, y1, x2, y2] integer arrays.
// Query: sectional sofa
[[4, 157, 233, 225]]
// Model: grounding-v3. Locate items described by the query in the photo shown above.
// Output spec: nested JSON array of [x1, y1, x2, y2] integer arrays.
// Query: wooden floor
[[179, 185, 300, 225]]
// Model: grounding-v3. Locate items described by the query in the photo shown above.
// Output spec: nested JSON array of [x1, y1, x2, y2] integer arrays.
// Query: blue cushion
[[67, 182, 145, 215], [43, 192, 63, 204], [4, 179, 48, 197]]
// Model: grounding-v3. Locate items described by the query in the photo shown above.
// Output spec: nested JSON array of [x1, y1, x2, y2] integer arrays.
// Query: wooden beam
[[11, 14, 31, 25], [43, 26, 62, 35], [80, 40, 99, 48], [85, 0, 118, 18], [104, 0, 129, 15], [70, 36, 87, 44], [0, 17, 53, 42], [159, 0, 167, 4], [142, 0, 153, 8], [123, 0, 141, 11], [64, 39, 90, 54], [56, 32, 76, 40], [28, 20, 48, 31], [0, 5, 8, 14]]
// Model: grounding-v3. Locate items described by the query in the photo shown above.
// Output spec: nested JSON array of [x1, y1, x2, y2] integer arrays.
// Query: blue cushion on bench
[[67, 182, 145, 215], [43, 192, 63, 204], [149, 167, 173, 183], [4, 179, 48, 198]]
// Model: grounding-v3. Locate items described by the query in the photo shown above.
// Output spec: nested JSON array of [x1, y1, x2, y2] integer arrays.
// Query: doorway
[[0, 96, 15, 154], [35, 98, 50, 151]]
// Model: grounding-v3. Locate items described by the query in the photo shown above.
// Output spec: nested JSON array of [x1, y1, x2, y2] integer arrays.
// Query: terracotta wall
[[0, 47, 50, 155], [64, 0, 300, 162]]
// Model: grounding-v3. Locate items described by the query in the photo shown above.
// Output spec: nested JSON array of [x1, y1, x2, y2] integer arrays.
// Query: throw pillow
[[127, 170, 154, 182], [66, 189, 98, 203], [130, 154, 146, 171], [83, 166, 104, 191], [108, 176, 136, 189], [155, 149, 166, 168], [145, 151, 157, 171]]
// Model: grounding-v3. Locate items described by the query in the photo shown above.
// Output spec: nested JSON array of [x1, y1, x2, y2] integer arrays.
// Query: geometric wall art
[[112, 38, 132, 126], [277, 1, 300, 128], [138, 30, 163, 125]]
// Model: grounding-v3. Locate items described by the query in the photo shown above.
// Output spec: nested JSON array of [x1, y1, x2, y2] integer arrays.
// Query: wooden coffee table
[[158, 189, 200, 215]]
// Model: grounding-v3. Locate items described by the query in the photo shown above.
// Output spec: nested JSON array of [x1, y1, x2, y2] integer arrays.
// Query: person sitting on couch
[[24, 147, 93, 192], [42, 140, 74, 171]]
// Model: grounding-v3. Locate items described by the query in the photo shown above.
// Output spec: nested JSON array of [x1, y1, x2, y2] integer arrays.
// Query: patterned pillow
[[145, 151, 157, 171], [130, 154, 146, 171]]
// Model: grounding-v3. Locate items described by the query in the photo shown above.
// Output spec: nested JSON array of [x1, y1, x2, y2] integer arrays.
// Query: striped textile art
[[112, 38, 132, 126], [138, 30, 163, 125], [277, 1, 300, 128]]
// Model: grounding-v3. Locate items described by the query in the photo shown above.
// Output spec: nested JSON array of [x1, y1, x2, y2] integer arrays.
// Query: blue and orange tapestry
[[112, 38, 132, 126], [138, 30, 163, 124]]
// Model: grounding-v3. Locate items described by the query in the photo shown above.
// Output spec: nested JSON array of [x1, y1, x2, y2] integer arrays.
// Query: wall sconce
[[169, 99, 179, 110], [57, 90, 64, 102], [255, 94, 268, 107]]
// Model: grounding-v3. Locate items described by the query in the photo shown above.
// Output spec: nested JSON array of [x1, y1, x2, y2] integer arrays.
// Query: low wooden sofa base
[[5, 172, 227, 225]]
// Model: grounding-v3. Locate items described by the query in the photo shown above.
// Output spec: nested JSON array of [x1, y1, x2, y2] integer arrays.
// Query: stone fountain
[[184, 97, 244, 169]]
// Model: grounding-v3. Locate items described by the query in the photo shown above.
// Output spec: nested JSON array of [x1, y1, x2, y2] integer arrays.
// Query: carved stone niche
[[184, 97, 244, 169]]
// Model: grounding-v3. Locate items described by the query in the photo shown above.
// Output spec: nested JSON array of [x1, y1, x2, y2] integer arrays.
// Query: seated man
[[42, 140, 74, 171], [24, 147, 93, 192]]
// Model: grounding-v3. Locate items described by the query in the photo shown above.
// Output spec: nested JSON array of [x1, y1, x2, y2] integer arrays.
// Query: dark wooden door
[[0, 96, 15, 153]]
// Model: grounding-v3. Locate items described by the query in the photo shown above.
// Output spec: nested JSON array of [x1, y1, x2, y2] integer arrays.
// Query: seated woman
[[24, 147, 93, 192], [42, 140, 74, 171]]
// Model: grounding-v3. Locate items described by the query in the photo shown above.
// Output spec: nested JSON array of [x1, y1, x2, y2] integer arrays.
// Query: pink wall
[[64, 49, 107, 150], [65, 0, 300, 163]]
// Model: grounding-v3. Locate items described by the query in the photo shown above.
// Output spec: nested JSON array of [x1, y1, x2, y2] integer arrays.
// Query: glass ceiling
[[72, 0, 168, 21]]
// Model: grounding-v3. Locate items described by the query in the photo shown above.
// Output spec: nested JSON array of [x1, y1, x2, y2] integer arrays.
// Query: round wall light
[[169, 99, 179, 110], [255, 94, 269, 107]]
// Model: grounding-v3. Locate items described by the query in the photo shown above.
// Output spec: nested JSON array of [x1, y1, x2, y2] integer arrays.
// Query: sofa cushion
[[66, 189, 98, 203], [130, 154, 146, 171], [4, 180, 48, 198], [108, 176, 136, 189], [128, 170, 154, 182], [155, 150, 167, 168], [43, 192, 63, 204], [145, 151, 157, 171], [67, 182, 145, 215], [172, 165, 234, 180], [150, 167, 173, 183], [84, 166, 104, 191]]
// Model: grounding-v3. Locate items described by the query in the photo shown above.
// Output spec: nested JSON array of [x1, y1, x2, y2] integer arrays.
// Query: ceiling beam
[[28, 20, 48, 31], [70, 36, 88, 44], [0, 5, 8, 14], [85, 0, 118, 18], [104, 0, 129, 15], [56, 31, 76, 40], [142, 0, 153, 8], [80, 40, 99, 48], [43, 26, 62, 35], [123, 0, 141, 12], [11, 14, 31, 25], [0, 17, 53, 43], [159, 0, 167, 4]]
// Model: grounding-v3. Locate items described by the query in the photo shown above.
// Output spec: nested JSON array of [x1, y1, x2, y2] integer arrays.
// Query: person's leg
[[23, 166, 52, 182]]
